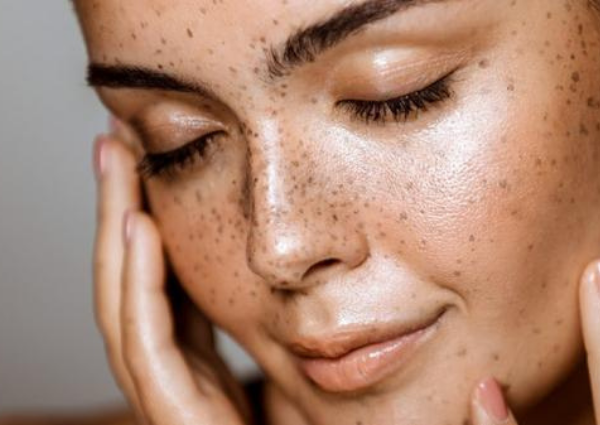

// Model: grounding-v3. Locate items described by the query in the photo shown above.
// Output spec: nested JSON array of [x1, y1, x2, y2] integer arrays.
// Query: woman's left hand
[[470, 260, 600, 424]]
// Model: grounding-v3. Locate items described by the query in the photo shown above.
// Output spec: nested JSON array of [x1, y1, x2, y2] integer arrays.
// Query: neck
[[521, 358, 594, 425]]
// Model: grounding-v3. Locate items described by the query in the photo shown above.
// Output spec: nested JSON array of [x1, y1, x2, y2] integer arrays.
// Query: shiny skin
[[77, 0, 600, 424]]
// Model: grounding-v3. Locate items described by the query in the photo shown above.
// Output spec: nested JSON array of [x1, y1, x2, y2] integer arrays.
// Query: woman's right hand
[[92, 129, 249, 425]]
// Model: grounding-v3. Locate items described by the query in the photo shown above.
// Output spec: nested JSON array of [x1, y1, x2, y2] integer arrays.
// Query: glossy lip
[[290, 308, 447, 393]]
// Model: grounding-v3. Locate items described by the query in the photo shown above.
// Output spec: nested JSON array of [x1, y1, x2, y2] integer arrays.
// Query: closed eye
[[137, 131, 225, 179], [336, 73, 454, 124]]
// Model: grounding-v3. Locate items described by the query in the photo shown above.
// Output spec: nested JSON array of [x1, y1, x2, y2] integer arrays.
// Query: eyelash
[[137, 132, 223, 179], [138, 74, 454, 179], [336, 74, 453, 124]]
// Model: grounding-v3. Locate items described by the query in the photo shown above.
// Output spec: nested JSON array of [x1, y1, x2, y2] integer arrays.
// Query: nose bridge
[[244, 118, 367, 289]]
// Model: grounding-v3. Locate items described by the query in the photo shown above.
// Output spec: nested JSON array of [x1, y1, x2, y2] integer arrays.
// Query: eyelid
[[132, 114, 223, 153], [335, 70, 454, 124], [330, 48, 469, 100]]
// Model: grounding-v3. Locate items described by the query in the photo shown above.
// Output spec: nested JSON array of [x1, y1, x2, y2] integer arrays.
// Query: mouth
[[290, 307, 447, 393]]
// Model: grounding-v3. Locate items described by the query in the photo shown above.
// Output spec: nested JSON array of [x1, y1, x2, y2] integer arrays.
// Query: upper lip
[[287, 307, 447, 360]]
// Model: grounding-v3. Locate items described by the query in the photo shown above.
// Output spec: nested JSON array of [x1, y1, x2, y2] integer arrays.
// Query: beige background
[[0, 0, 256, 413]]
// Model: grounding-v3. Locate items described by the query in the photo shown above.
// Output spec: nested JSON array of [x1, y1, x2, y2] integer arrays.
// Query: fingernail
[[123, 211, 135, 245], [476, 378, 509, 423], [589, 261, 600, 294], [93, 135, 109, 179]]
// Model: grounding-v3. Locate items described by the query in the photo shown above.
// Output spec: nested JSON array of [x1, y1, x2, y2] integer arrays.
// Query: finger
[[109, 115, 136, 148], [471, 378, 519, 425], [92, 134, 144, 415], [578, 259, 600, 424], [121, 212, 244, 425]]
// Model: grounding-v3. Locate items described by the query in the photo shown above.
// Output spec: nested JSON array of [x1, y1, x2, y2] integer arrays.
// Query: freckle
[[492, 353, 500, 361], [469, 234, 475, 242], [533, 327, 541, 335], [453, 271, 462, 277], [499, 179, 508, 189], [456, 347, 467, 357], [571, 71, 581, 82], [187, 28, 194, 38], [478, 59, 490, 68], [507, 83, 515, 92]]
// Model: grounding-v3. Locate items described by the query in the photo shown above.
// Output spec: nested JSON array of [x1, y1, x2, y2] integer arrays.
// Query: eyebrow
[[87, 65, 215, 98], [267, 0, 446, 78], [87, 0, 447, 93]]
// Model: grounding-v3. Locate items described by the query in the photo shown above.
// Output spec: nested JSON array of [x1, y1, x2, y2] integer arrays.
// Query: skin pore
[[76, 0, 600, 424]]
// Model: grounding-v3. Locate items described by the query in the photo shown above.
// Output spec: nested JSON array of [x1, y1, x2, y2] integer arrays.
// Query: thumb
[[471, 378, 519, 425]]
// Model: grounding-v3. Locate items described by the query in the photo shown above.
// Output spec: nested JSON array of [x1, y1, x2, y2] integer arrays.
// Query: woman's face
[[77, 0, 600, 424]]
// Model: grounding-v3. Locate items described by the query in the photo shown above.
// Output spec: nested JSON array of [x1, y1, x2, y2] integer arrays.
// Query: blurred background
[[0, 0, 256, 416]]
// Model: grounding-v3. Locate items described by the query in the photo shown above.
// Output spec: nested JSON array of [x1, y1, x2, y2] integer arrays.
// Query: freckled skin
[[76, 1, 600, 424]]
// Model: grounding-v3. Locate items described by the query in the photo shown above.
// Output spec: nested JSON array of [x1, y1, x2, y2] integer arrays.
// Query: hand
[[92, 125, 250, 425], [469, 260, 600, 425]]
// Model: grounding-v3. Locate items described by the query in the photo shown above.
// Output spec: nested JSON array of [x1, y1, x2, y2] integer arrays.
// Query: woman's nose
[[244, 129, 369, 292]]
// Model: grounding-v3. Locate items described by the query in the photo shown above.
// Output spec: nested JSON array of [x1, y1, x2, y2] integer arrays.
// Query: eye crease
[[137, 72, 455, 180]]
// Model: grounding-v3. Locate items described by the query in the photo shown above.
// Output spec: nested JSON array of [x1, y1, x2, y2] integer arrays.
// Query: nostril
[[303, 258, 341, 280]]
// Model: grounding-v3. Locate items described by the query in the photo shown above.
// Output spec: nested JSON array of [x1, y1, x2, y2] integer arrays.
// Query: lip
[[291, 308, 446, 393]]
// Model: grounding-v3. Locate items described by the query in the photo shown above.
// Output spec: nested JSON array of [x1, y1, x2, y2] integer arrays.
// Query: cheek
[[145, 169, 264, 335]]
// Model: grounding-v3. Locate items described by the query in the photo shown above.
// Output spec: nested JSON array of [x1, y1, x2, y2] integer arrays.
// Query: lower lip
[[296, 318, 441, 393]]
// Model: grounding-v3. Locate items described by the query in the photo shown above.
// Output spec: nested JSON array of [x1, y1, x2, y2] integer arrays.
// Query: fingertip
[[93, 134, 111, 180], [123, 210, 135, 247], [582, 259, 600, 292], [579, 259, 600, 315], [475, 378, 509, 422], [133, 212, 163, 247]]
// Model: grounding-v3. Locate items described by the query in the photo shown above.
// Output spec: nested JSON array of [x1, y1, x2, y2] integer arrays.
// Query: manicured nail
[[476, 378, 509, 423], [123, 211, 135, 245], [93, 135, 109, 179]]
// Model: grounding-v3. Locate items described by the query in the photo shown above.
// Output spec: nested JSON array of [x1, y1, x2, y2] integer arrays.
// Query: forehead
[[76, 0, 350, 62]]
